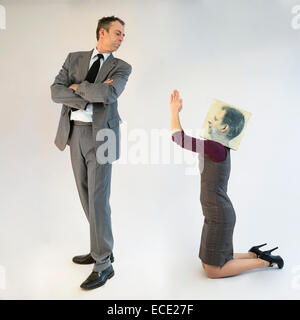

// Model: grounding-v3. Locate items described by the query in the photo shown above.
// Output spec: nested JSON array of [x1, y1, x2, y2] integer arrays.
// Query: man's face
[[208, 109, 229, 137], [99, 21, 125, 52]]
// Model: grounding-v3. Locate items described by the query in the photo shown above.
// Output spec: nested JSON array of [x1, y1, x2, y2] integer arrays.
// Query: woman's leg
[[233, 252, 256, 259], [203, 258, 270, 279]]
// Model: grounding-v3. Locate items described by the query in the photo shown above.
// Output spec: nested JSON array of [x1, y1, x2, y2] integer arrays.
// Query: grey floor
[[0, 157, 298, 300]]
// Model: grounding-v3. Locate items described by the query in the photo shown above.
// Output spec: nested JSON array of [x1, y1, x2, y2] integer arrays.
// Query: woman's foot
[[258, 258, 274, 267], [258, 247, 284, 269], [248, 243, 267, 258], [248, 252, 257, 259]]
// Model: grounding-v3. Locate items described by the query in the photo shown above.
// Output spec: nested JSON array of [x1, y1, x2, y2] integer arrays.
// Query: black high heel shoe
[[248, 243, 267, 257], [259, 247, 284, 269]]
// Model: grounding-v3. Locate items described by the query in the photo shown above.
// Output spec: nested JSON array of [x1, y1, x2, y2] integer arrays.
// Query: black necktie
[[85, 53, 104, 83]]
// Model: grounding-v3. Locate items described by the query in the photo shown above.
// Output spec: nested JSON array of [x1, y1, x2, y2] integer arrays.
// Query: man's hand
[[69, 84, 79, 91], [104, 79, 114, 84], [170, 90, 183, 114]]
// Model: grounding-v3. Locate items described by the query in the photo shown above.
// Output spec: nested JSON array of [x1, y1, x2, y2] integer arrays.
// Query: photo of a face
[[200, 99, 251, 150]]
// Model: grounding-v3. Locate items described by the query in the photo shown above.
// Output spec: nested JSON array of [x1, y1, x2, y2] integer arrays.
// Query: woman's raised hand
[[170, 90, 183, 114]]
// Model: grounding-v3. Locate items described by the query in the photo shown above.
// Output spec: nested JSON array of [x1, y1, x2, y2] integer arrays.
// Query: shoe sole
[[73, 257, 114, 265], [80, 271, 115, 291], [73, 260, 95, 265]]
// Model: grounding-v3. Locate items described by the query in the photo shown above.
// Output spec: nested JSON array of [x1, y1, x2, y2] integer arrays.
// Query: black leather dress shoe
[[72, 253, 114, 264], [80, 265, 114, 290]]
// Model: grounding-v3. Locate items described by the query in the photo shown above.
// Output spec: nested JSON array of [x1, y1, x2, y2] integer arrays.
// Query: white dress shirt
[[70, 48, 111, 122]]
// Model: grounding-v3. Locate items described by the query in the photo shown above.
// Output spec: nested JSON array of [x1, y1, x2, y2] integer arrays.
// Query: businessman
[[50, 16, 132, 290]]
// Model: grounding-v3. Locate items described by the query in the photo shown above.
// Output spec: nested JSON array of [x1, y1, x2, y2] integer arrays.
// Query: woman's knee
[[203, 264, 221, 279]]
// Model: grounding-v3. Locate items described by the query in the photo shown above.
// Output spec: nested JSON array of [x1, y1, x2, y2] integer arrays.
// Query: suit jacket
[[50, 50, 132, 161]]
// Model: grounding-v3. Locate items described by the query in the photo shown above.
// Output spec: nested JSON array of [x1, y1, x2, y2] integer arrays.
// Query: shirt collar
[[92, 47, 111, 61]]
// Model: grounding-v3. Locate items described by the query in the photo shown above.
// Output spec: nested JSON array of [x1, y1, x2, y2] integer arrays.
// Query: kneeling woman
[[169, 90, 284, 278]]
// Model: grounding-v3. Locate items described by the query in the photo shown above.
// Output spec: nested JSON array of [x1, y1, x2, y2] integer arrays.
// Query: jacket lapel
[[79, 50, 93, 81], [95, 53, 117, 83]]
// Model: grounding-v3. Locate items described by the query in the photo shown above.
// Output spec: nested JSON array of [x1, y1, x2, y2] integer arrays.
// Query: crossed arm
[[50, 53, 132, 110], [74, 63, 131, 105]]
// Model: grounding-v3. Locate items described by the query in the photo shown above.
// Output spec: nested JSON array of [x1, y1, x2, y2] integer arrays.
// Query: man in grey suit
[[50, 16, 132, 290]]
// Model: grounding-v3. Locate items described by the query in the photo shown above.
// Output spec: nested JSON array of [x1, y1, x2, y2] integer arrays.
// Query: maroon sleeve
[[172, 130, 226, 162]]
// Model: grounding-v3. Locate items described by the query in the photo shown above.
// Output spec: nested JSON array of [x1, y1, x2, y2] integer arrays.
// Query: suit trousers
[[69, 120, 113, 272]]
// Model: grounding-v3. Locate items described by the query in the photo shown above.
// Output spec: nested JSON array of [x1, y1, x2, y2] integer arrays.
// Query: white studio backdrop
[[0, 0, 299, 299]]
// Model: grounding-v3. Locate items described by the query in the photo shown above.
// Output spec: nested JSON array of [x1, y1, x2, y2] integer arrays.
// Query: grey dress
[[172, 130, 236, 267], [199, 147, 236, 266]]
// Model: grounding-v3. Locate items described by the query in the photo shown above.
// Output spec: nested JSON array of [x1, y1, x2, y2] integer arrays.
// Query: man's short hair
[[221, 106, 245, 140], [96, 16, 125, 40]]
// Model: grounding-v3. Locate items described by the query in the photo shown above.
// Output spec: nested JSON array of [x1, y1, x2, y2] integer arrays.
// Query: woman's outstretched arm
[[169, 90, 226, 162], [172, 130, 226, 162]]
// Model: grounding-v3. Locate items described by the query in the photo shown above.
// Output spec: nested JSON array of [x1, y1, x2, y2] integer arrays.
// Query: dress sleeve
[[172, 130, 226, 162]]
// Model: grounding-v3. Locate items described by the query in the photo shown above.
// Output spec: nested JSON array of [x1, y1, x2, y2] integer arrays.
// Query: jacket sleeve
[[172, 131, 227, 162], [75, 62, 132, 104], [50, 53, 89, 110]]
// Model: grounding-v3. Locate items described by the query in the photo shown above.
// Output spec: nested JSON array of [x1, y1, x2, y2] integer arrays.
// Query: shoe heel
[[248, 243, 267, 257], [264, 246, 278, 255], [256, 243, 267, 249], [278, 257, 284, 269], [108, 271, 115, 279]]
